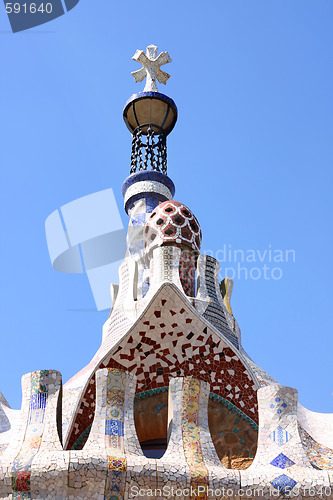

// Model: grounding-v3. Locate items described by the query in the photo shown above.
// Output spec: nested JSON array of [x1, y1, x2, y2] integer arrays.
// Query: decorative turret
[[144, 200, 202, 296], [122, 44, 178, 298]]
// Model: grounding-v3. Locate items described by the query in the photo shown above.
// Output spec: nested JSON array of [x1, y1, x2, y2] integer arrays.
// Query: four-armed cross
[[131, 44, 172, 92]]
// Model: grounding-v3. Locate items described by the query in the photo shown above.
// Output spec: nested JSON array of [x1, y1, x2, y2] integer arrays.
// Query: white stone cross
[[131, 44, 172, 92]]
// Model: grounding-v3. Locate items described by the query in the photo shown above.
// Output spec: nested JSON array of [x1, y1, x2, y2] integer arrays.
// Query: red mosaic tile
[[66, 304, 258, 451]]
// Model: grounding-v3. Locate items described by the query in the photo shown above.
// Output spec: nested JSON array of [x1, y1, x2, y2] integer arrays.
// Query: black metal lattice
[[130, 126, 167, 174]]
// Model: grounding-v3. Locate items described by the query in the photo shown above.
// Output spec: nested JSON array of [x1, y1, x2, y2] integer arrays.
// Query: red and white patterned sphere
[[144, 200, 202, 255]]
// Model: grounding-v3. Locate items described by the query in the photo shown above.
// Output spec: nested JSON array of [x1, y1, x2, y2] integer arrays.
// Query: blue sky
[[0, 0, 332, 413]]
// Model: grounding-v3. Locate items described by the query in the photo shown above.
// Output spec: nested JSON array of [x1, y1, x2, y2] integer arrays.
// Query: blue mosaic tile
[[104, 490, 122, 500], [270, 453, 295, 469], [145, 194, 163, 213], [135, 387, 168, 399], [12, 455, 34, 471], [12, 493, 31, 499], [105, 420, 124, 436], [142, 280, 150, 298], [129, 240, 145, 255], [108, 470, 122, 490], [131, 213, 146, 226], [29, 409, 46, 424], [271, 474, 297, 495], [30, 393, 47, 411], [269, 426, 292, 446], [270, 398, 288, 415], [122, 170, 175, 197], [125, 192, 168, 214]]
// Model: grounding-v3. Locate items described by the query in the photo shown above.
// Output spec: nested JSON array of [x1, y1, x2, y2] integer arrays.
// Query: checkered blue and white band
[[124, 180, 173, 211]]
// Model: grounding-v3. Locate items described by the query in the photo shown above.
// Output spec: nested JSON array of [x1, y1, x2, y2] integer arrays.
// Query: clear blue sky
[[0, 0, 332, 413]]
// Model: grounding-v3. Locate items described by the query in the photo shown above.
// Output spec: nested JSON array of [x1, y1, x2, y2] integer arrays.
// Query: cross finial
[[131, 44, 172, 92]]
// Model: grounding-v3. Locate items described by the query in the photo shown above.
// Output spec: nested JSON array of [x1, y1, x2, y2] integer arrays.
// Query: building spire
[[131, 44, 172, 92], [122, 45, 177, 298], [123, 44, 177, 176]]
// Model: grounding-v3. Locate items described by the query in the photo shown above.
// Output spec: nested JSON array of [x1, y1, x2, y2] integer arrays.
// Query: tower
[[122, 44, 178, 299]]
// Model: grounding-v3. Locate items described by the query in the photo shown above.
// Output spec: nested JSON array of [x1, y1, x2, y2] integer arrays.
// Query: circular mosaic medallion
[[104, 493, 124, 500], [106, 405, 124, 421]]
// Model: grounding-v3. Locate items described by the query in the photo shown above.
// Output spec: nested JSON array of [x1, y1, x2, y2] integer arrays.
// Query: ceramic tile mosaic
[[160, 246, 174, 282], [105, 369, 126, 448], [197, 255, 239, 349], [1, 49, 332, 498], [66, 288, 259, 450], [105, 456, 127, 500], [144, 199, 202, 256], [123, 171, 176, 300], [11, 371, 50, 498], [299, 425, 333, 470], [71, 424, 91, 450], [241, 383, 331, 497], [270, 453, 295, 469], [179, 248, 196, 297], [270, 397, 288, 415], [269, 426, 293, 446], [209, 393, 258, 430], [271, 473, 297, 495], [243, 354, 277, 387], [181, 378, 209, 498], [0, 368, 332, 498]]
